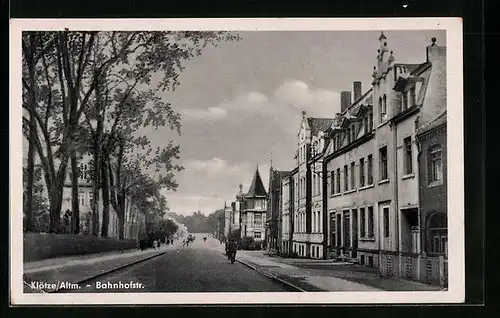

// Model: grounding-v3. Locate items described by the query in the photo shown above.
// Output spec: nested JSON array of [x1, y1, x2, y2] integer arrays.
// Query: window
[[312, 212, 316, 232], [378, 97, 383, 122], [330, 171, 335, 195], [427, 213, 447, 256], [330, 214, 337, 246], [363, 117, 368, 134], [351, 125, 356, 141], [336, 169, 341, 194], [254, 231, 261, 239], [254, 213, 262, 227], [429, 145, 443, 184], [350, 162, 356, 189], [409, 87, 416, 107], [383, 94, 387, 117], [360, 158, 365, 187], [344, 165, 349, 191], [401, 91, 408, 111], [360, 207, 366, 237], [379, 146, 388, 180], [383, 207, 390, 238], [367, 206, 374, 237], [369, 113, 373, 131], [79, 193, 85, 206], [367, 155, 373, 184], [313, 174, 316, 196], [317, 174, 322, 196], [404, 137, 413, 175]]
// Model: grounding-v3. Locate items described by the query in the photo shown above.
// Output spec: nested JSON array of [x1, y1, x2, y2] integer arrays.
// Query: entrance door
[[351, 208, 358, 258], [343, 211, 351, 253]]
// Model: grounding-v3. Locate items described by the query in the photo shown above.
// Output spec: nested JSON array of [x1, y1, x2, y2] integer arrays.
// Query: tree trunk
[[70, 150, 81, 234], [118, 191, 126, 239], [100, 151, 110, 238], [49, 180, 64, 233], [25, 113, 36, 232]]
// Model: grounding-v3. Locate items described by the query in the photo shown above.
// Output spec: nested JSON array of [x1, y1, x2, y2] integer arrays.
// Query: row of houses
[[218, 33, 447, 286], [37, 151, 147, 240], [270, 33, 447, 286]]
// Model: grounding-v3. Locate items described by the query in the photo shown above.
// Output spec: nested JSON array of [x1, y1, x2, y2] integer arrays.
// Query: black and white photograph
[[10, 18, 464, 305]]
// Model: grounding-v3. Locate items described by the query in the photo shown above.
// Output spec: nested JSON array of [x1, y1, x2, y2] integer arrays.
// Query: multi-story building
[[321, 33, 447, 285], [241, 166, 267, 248], [266, 167, 290, 254], [292, 112, 334, 258], [281, 169, 296, 255], [223, 201, 233, 238], [416, 110, 447, 286], [324, 84, 375, 262], [60, 152, 146, 240]]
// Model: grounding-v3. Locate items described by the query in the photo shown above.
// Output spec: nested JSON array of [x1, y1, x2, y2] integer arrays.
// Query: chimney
[[340, 91, 351, 112], [353, 81, 362, 102]]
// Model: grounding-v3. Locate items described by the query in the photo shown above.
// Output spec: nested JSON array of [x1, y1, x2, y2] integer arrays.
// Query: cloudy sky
[[142, 30, 446, 216]]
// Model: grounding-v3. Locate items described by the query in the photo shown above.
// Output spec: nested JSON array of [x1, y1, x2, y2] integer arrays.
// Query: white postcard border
[[10, 17, 464, 305]]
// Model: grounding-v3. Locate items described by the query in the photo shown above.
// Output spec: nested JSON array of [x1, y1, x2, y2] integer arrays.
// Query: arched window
[[378, 97, 384, 122], [383, 94, 387, 116], [426, 212, 447, 256], [428, 144, 443, 185]]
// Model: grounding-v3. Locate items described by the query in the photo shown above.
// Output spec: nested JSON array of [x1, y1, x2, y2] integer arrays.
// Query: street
[[63, 236, 291, 293]]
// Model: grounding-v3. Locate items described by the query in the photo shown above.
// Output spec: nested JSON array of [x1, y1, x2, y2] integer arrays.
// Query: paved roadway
[[66, 235, 290, 293]]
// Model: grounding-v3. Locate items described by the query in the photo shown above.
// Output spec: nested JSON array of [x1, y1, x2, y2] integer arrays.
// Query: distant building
[[281, 170, 296, 255], [266, 167, 290, 254], [60, 152, 146, 240], [241, 166, 267, 248], [292, 111, 333, 258]]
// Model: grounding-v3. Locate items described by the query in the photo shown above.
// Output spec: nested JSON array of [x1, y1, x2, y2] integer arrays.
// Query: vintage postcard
[[10, 18, 464, 305]]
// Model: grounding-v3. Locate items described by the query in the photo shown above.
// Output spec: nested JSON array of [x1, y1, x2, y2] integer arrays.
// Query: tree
[[22, 31, 240, 234]]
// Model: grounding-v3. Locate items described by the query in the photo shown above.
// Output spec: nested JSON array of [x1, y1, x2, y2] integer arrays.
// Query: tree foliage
[[22, 30, 240, 235], [168, 209, 225, 234]]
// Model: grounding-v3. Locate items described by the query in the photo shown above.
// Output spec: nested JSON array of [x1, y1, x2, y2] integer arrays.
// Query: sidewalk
[[232, 249, 443, 292], [23, 242, 180, 293]]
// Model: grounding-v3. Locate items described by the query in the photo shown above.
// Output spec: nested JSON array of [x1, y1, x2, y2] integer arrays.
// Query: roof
[[307, 117, 335, 136], [246, 167, 267, 198], [417, 110, 447, 135]]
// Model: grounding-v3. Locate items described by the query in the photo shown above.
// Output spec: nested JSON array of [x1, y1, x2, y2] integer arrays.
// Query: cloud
[[183, 157, 247, 177], [273, 80, 341, 115], [181, 107, 227, 121], [164, 158, 271, 215]]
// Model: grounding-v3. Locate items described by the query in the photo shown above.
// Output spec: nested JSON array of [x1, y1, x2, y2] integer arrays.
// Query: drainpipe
[[415, 119, 423, 280], [322, 158, 328, 260], [391, 119, 401, 277]]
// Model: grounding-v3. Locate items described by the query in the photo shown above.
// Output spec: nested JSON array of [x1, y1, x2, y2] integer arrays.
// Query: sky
[[143, 30, 446, 216]]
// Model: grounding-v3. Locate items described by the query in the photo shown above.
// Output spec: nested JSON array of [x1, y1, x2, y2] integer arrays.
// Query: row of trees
[[168, 209, 225, 234], [22, 31, 239, 237]]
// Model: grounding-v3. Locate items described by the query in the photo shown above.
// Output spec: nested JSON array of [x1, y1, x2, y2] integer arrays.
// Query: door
[[351, 209, 358, 258], [343, 211, 351, 253]]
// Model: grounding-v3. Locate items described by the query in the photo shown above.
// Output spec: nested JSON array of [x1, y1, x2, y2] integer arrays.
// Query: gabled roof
[[307, 117, 335, 136], [246, 167, 267, 198]]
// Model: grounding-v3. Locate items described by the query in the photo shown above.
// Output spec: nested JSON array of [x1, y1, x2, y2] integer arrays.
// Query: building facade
[[60, 153, 146, 241], [266, 168, 290, 254], [292, 112, 333, 258], [279, 33, 447, 285], [416, 110, 448, 286], [241, 167, 268, 248], [281, 169, 296, 255]]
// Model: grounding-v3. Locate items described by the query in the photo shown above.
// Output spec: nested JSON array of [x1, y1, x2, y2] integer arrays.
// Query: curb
[[50, 250, 168, 293], [233, 256, 307, 292]]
